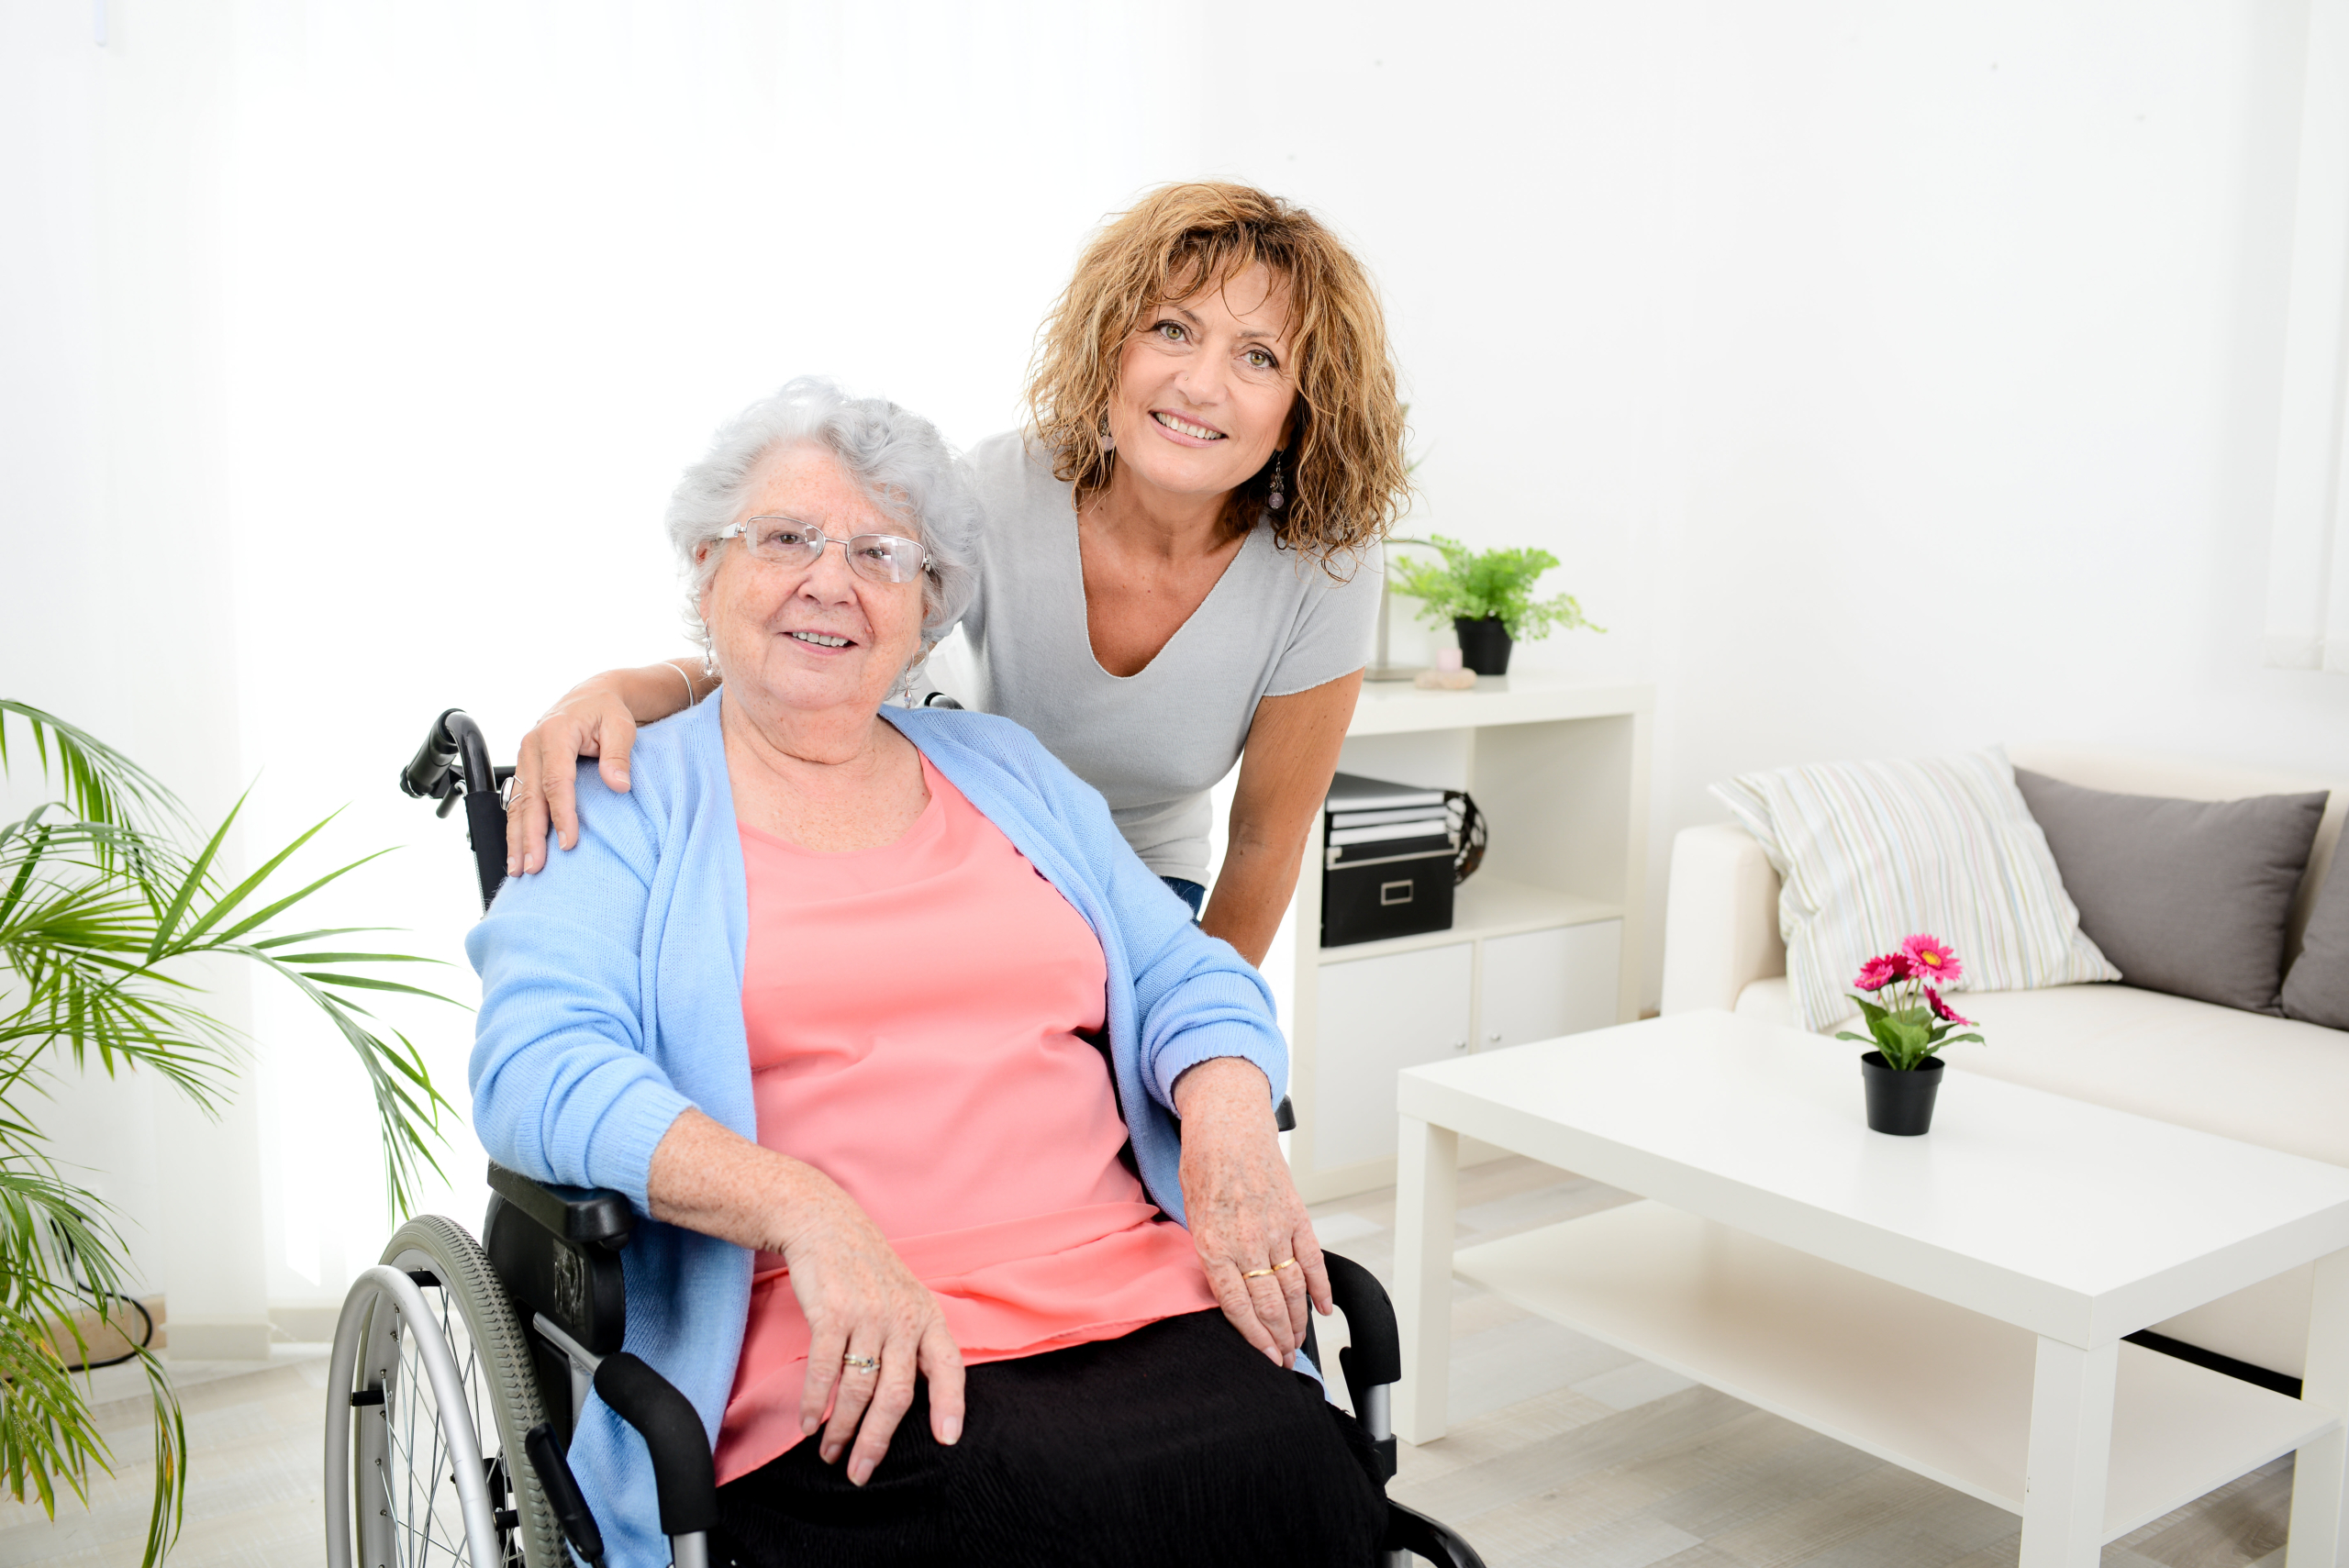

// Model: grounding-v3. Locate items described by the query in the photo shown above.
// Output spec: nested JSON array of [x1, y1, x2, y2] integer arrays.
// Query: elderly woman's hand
[[773, 1169, 967, 1485], [648, 1110, 963, 1486], [1172, 1059, 1330, 1366]]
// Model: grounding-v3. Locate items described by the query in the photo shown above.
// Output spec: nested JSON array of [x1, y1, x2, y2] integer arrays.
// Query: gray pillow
[[2283, 856, 2349, 1029], [2012, 769, 2328, 1015]]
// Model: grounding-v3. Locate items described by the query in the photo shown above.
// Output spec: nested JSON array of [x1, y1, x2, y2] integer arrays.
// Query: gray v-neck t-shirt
[[952, 431, 1380, 882]]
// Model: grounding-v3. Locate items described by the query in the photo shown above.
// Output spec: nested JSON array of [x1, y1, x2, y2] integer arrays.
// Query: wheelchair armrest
[[1323, 1250, 1402, 1484], [594, 1352, 717, 1540], [1323, 1251, 1399, 1405], [488, 1162, 634, 1250]]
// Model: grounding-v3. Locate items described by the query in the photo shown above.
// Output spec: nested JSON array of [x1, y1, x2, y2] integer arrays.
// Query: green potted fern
[[0, 699, 452, 1565], [1386, 534, 1604, 674]]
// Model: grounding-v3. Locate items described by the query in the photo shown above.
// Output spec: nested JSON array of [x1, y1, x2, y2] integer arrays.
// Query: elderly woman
[[468, 379, 1384, 1567]]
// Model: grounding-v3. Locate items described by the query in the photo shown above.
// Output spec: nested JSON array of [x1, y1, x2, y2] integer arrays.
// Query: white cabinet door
[[1312, 943, 1474, 1170], [1478, 920, 1622, 1051]]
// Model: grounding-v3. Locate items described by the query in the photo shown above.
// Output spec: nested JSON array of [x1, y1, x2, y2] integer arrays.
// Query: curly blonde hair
[[1027, 183, 1410, 566]]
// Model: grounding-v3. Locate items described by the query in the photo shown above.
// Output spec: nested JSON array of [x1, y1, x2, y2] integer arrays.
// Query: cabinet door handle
[[1449, 1039, 1468, 1052], [1486, 1031, 1503, 1044]]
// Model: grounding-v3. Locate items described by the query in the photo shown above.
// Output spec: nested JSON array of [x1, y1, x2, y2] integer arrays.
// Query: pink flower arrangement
[[1836, 933, 1985, 1071]]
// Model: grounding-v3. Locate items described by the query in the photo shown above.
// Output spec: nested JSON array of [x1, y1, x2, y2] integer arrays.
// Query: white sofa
[[1659, 744, 2349, 1378]]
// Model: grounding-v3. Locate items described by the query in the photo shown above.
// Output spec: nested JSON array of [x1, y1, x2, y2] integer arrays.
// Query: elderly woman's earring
[[701, 647, 720, 680], [1267, 450, 1287, 511]]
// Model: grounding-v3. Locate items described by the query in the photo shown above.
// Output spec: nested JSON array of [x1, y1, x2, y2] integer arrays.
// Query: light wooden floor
[[0, 1157, 2296, 1566]]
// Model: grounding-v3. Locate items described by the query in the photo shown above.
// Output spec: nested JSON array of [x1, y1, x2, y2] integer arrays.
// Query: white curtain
[[2268, 0, 2349, 675]]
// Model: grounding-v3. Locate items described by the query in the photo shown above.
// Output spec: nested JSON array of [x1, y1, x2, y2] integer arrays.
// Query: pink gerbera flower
[[1853, 953, 1913, 991], [1926, 986, 1975, 1027], [1901, 933, 1964, 986]]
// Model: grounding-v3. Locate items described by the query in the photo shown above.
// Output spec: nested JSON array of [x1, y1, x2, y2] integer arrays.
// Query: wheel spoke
[[381, 1297, 478, 1565]]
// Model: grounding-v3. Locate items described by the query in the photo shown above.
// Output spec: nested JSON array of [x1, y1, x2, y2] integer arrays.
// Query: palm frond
[[0, 1153, 161, 1534], [226, 942, 457, 1214], [0, 703, 182, 837]]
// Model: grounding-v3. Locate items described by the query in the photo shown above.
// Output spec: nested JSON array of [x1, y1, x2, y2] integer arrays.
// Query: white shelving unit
[[1278, 672, 1653, 1203]]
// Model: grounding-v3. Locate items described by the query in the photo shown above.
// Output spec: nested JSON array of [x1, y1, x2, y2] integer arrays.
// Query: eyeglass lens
[[739, 518, 927, 584]]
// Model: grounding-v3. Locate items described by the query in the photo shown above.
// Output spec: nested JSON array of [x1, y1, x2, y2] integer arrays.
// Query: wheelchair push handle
[[399, 708, 511, 910], [400, 707, 495, 804]]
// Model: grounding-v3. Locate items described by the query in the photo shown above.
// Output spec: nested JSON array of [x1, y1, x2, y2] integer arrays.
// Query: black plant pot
[[1859, 1051, 1944, 1136], [1454, 616, 1513, 675]]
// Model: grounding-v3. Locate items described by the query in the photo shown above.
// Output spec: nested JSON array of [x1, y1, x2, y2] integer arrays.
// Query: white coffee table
[[1393, 1010, 2349, 1568]]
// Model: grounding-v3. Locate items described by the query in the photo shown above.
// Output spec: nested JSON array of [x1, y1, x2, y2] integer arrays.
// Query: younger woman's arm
[[1199, 669, 1363, 965]]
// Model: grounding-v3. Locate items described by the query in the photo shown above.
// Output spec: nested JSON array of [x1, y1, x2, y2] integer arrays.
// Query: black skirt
[[711, 1308, 1387, 1568]]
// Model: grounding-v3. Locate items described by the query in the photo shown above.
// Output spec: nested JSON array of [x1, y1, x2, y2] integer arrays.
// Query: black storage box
[[1320, 772, 1457, 948], [1321, 846, 1455, 948]]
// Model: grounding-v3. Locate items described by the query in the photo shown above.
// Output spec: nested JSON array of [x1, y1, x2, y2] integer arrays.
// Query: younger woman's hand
[[507, 663, 700, 874], [1172, 1058, 1330, 1366]]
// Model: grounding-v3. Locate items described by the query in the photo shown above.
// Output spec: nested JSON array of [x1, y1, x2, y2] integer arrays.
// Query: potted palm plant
[[0, 699, 451, 1565], [1386, 535, 1603, 674]]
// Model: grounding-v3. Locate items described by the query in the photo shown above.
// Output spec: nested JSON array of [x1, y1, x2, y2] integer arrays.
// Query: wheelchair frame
[[327, 707, 1486, 1568]]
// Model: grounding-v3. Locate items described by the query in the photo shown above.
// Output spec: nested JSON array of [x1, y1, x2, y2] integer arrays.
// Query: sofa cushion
[[1735, 974, 2349, 1168], [2014, 768, 2327, 1015], [2284, 859, 2349, 1029], [1712, 749, 2118, 1031]]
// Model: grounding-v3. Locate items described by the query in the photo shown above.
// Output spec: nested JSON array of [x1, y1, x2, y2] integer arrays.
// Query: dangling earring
[[1266, 449, 1287, 511], [702, 645, 720, 680], [1098, 413, 1116, 452]]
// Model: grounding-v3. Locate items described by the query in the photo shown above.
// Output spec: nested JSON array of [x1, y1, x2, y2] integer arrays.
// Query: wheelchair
[[325, 708, 1489, 1568]]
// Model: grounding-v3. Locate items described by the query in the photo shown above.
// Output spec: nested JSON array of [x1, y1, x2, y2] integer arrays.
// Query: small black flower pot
[[1859, 1051, 1944, 1136], [1453, 616, 1513, 675]]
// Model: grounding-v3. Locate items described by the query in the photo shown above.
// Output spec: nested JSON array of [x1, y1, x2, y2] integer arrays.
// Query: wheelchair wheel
[[340, 1216, 564, 1567]]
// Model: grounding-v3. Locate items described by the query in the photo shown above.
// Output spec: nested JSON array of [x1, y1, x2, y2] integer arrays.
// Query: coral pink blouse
[[713, 758, 1217, 1484]]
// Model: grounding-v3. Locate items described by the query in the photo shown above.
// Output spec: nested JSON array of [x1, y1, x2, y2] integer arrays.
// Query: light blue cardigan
[[466, 695, 1289, 1565]]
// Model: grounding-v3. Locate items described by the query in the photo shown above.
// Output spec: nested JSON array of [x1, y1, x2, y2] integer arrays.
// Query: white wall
[[9, 0, 2349, 1324], [1208, 0, 2349, 1000]]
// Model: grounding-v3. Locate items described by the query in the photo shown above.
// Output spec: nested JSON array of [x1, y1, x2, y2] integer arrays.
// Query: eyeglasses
[[718, 517, 933, 584]]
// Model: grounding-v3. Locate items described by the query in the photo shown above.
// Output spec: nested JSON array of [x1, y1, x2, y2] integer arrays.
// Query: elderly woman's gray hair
[[666, 377, 982, 663]]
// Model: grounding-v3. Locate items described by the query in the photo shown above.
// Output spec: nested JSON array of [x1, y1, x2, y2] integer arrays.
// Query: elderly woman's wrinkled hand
[[1172, 1058, 1330, 1366], [647, 1109, 964, 1485], [772, 1169, 967, 1487]]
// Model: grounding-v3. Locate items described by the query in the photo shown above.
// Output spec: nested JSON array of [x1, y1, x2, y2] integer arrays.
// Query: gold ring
[[842, 1353, 879, 1373], [1241, 1265, 1275, 1279], [1273, 1258, 1297, 1272]]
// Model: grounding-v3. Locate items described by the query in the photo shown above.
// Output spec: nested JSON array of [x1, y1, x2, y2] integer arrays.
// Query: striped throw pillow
[[1711, 748, 2119, 1031]]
